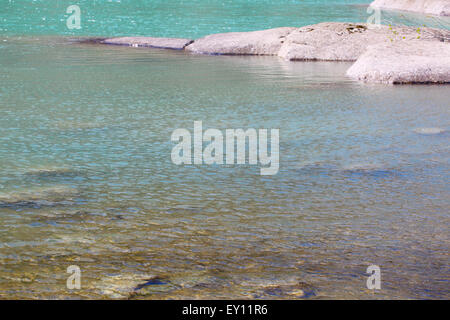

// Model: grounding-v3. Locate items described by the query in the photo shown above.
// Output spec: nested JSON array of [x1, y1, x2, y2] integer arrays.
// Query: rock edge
[[96, 23, 450, 84]]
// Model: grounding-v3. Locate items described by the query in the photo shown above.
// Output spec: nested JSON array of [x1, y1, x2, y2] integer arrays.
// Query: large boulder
[[184, 27, 297, 55], [346, 40, 450, 84], [277, 22, 449, 61], [370, 0, 450, 16], [101, 37, 193, 50]]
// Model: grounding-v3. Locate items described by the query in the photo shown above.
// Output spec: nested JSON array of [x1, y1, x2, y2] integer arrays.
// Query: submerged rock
[[97, 274, 176, 299], [97, 273, 154, 299], [263, 285, 305, 297], [56, 121, 106, 130], [341, 163, 395, 177], [101, 37, 193, 50], [254, 281, 316, 299], [346, 40, 450, 84], [370, 0, 450, 16], [185, 27, 296, 55], [0, 186, 78, 208], [341, 163, 384, 172], [24, 166, 77, 178], [278, 22, 449, 61], [414, 127, 447, 134], [133, 276, 169, 290]]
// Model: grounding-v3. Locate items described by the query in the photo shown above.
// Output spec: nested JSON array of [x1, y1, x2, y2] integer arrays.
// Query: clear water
[[0, 1, 449, 299], [1, 0, 448, 38]]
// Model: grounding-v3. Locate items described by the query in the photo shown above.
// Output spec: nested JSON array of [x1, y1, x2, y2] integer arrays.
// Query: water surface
[[0, 1, 449, 299]]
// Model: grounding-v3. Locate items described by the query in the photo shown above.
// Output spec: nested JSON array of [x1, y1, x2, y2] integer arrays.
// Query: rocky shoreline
[[93, 22, 450, 84]]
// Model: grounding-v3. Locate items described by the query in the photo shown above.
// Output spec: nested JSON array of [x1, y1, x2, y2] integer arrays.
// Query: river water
[[0, 0, 449, 299]]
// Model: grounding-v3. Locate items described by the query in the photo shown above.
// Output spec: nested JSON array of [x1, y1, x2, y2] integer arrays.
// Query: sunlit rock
[[185, 27, 296, 55], [346, 40, 450, 84], [278, 22, 449, 61]]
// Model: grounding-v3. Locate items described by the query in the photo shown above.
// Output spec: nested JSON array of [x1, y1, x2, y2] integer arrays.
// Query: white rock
[[277, 22, 449, 61], [185, 27, 297, 55], [96, 23, 450, 86], [370, 0, 450, 16], [101, 37, 193, 50], [346, 40, 450, 84]]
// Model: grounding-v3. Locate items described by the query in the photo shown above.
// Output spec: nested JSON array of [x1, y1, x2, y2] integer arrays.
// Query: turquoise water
[[1, 0, 448, 38], [2, 0, 368, 37], [0, 1, 449, 299]]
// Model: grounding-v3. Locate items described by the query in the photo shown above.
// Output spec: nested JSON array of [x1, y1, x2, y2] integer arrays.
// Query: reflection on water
[[0, 36, 449, 299]]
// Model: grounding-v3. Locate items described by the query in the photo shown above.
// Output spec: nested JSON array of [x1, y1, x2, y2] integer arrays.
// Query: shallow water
[[0, 1, 449, 300]]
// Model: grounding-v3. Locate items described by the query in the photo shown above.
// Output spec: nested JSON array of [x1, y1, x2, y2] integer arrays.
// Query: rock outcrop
[[370, 0, 450, 16], [101, 37, 193, 50], [277, 22, 449, 61], [99, 23, 449, 61], [184, 27, 296, 55], [97, 22, 450, 84], [346, 40, 450, 84]]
